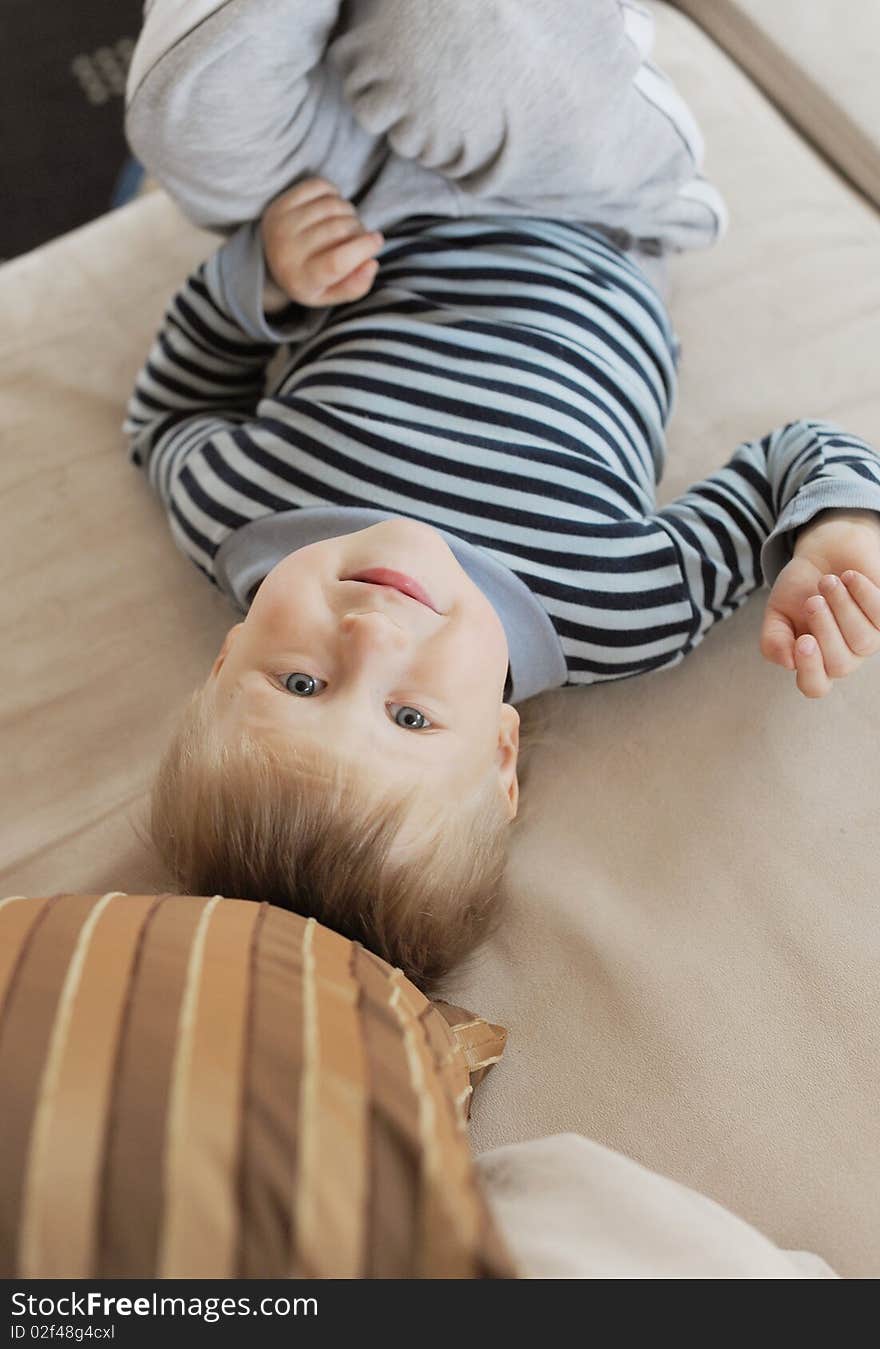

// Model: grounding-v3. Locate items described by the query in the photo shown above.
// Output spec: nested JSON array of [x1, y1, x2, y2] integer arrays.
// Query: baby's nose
[[339, 608, 408, 651]]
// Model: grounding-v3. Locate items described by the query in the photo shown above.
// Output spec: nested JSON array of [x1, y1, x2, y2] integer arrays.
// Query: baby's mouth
[[343, 568, 440, 612]]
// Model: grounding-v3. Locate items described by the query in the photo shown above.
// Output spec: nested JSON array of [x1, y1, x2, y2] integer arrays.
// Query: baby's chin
[[371, 516, 446, 545], [353, 516, 472, 583]]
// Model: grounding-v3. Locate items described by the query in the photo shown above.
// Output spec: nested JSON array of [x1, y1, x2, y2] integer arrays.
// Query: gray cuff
[[215, 221, 328, 346], [761, 481, 880, 587]]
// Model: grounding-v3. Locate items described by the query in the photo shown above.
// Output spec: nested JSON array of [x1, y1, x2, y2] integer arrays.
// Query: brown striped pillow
[[0, 892, 514, 1279]]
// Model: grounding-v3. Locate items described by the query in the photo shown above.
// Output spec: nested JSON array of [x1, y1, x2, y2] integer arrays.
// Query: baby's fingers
[[760, 607, 797, 671], [300, 213, 365, 257], [319, 258, 380, 305], [304, 231, 384, 299], [840, 570, 880, 631], [816, 572, 880, 664], [802, 591, 860, 680], [793, 634, 833, 699], [268, 177, 340, 217]]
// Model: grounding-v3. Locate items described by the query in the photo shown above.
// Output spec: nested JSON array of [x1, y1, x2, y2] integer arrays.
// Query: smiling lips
[[345, 568, 439, 612]]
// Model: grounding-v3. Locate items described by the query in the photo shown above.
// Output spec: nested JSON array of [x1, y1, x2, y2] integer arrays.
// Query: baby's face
[[206, 518, 520, 820]]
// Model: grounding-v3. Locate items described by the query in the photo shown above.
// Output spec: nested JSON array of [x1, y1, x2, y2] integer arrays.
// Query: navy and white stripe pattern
[[125, 216, 880, 687]]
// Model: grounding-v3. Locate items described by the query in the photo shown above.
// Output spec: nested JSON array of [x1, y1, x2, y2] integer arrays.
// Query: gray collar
[[213, 507, 567, 705]]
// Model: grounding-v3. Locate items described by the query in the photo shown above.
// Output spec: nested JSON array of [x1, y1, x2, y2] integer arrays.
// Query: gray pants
[[126, 0, 727, 272]]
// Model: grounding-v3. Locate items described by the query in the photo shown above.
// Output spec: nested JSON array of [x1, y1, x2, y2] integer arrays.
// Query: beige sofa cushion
[[1, 1, 879, 1277], [673, 0, 880, 209]]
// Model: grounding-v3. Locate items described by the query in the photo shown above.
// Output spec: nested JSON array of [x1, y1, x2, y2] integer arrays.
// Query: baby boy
[[124, 4, 880, 991]]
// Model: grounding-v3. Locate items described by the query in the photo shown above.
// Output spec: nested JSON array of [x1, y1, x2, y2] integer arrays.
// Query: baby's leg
[[128, 0, 725, 253], [126, 0, 385, 232], [331, 0, 659, 192], [329, 0, 726, 251]]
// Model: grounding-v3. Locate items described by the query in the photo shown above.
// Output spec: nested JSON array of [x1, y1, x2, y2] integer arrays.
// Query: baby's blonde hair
[[140, 682, 533, 994]]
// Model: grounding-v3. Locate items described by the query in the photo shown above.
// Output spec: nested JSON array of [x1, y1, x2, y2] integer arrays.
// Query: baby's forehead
[[218, 700, 396, 786], [254, 735, 446, 844]]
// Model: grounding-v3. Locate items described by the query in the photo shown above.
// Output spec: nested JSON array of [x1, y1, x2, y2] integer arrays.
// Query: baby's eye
[[284, 673, 326, 696], [388, 703, 432, 731]]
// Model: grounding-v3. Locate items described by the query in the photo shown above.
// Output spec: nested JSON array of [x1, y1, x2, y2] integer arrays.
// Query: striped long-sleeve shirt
[[124, 215, 880, 697]]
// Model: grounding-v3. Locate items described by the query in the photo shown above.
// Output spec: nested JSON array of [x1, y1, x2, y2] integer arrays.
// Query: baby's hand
[[260, 178, 384, 307], [759, 509, 880, 698]]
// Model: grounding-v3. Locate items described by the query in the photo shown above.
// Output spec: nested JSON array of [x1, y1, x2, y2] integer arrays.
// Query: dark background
[[1, 0, 145, 262]]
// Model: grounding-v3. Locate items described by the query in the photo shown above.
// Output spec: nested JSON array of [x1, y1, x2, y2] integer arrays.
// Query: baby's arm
[[562, 421, 880, 686], [124, 183, 390, 585], [124, 255, 278, 492], [123, 246, 308, 581]]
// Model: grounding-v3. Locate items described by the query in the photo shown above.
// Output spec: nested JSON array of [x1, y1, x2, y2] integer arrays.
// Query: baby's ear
[[496, 705, 520, 820], [210, 623, 244, 678]]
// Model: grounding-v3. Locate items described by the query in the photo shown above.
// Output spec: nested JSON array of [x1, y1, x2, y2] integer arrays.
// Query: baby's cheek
[[476, 601, 509, 662]]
